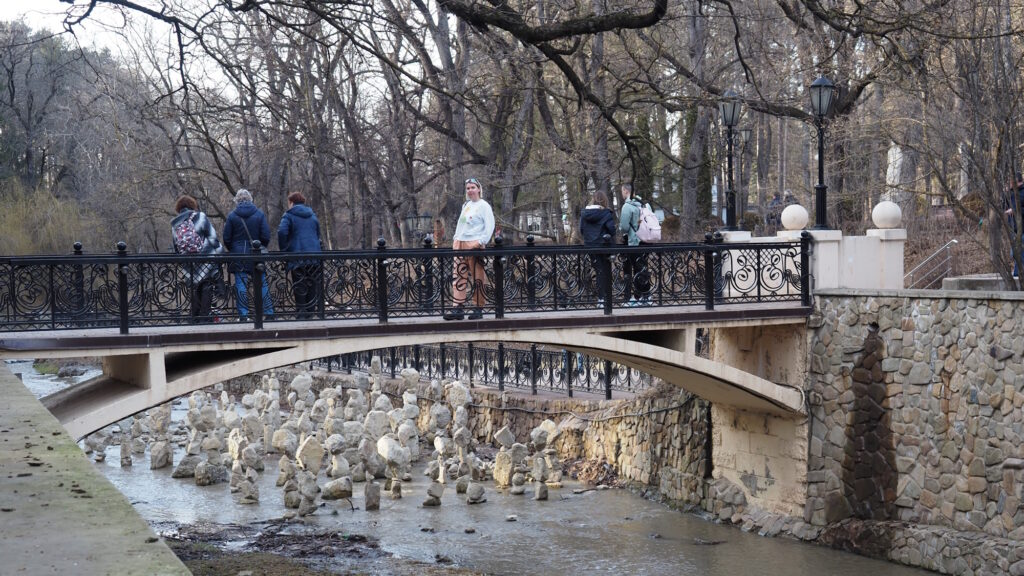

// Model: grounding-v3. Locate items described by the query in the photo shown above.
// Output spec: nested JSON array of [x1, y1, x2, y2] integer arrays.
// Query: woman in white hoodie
[[444, 177, 495, 320]]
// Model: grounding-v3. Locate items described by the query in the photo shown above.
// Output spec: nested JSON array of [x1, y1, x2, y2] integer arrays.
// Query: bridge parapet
[[0, 239, 807, 333]]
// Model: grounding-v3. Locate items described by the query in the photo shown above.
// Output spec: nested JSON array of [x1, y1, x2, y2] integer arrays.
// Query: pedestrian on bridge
[[444, 177, 494, 321], [579, 190, 617, 305], [277, 191, 322, 319], [223, 188, 275, 321], [618, 184, 652, 306], [170, 195, 225, 323]]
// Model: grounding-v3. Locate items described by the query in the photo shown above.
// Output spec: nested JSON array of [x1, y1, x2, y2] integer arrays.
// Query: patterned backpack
[[173, 212, 205, 254]]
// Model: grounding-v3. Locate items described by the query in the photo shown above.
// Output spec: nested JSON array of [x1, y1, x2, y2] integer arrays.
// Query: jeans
[[233, 271, 274, 319]]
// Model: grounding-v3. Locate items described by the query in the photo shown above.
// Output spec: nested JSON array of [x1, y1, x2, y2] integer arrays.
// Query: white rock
[[296, 436, 325, 474], [453, 406, 468, 431], [429, 404, 452, 431], [328, 454, 350, 478], [447, 381, 471, 409], [494, 426, 515, 449], [377, 436, 411, 470], [398, 420, 419, 446], [325, 434, 346, 455], [272, 428, 298, 458], [466, 482, 486, 504], [434, 436, 453, 456], [364, 411, 389, 440], [289, 373, 314, 397], [150, 441, 173, 469], [322, 477, 354, 500], [364, 481, 381, 510], [373, 395, 393, 412]]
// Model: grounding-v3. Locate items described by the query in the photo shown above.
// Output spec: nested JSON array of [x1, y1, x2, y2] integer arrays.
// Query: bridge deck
[[0, 301, 810, 353], [0, 364, 189, 574]]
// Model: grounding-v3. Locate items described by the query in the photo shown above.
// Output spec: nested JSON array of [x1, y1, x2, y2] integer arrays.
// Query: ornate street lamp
[[403, 214, 433, 246], [718, 89, 742, 230], [809, 76, 837, 229]]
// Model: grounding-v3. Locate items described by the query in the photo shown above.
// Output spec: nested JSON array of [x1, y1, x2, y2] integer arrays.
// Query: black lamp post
[[809, 76, 837, 229], [739, 127, 752, 227], [718, 89, 742, 230]]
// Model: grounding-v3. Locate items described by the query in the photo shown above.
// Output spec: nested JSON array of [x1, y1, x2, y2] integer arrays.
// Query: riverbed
[[9, 359, 934, 576]]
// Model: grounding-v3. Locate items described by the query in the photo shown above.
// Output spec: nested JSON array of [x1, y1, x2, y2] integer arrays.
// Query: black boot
[[443, 306, 465, 321], [467, 307, 483, 320]]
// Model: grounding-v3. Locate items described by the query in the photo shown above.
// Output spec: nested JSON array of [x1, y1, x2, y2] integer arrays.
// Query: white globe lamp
[[871, 201, 902, 229], [781, 204, 809, 231]]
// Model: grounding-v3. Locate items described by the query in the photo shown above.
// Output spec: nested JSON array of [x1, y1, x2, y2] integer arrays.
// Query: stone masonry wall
[[809, 290, 1024, 574]]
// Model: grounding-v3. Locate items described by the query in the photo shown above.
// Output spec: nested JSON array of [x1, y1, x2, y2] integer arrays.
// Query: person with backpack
[[277, 191, 322, 319], [443, 177, 494, 321], [617, 183, 653, 306], [171, 195, 225, 322], [579, 190, 617, 305], [223, 188, 275, 321]]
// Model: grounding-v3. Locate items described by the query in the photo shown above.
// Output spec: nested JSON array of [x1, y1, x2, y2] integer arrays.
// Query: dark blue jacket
[[278, 203, 321, 268], [223, 201, 271, 273], [579, 205, 616, 246]]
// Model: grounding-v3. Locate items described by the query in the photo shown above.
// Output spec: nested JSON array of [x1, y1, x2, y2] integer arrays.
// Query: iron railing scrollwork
[[311, 343, 655, 399], [0, 237, 807, 332]]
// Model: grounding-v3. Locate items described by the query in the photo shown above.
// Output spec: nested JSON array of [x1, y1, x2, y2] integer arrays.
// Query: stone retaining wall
[[808, 290, 1024, 574]]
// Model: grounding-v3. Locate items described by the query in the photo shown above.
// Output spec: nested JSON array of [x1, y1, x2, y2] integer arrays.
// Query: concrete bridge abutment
[[706, 323, 810, 517]]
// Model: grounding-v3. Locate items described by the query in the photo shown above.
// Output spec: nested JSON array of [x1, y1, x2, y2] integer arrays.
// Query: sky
[[1, 0, 76, 31], [0, 0, 126, 50]]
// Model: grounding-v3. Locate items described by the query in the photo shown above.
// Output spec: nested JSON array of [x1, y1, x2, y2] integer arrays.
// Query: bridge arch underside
[[34, 327, 805, 439]]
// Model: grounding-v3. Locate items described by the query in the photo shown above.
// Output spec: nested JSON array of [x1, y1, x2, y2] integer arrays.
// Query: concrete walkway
[[0, 364, 189, 575]]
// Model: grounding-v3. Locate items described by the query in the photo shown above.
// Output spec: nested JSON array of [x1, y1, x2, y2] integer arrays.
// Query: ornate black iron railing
[[0, 234, 810, 333], [311, 343, 655, 399]]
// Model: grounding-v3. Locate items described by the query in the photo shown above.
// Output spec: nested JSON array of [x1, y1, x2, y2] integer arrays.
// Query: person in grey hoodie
[[579, 190, 616, 304], [444, 177, 495, 320], [617, 184, 651, 304], [277, 191, 322, 319]]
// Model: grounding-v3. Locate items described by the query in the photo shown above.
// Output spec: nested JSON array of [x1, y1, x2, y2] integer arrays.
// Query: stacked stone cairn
[[147, 403, 174, 470], [85, 357, 614, 519], [489, 418, 562, 504]]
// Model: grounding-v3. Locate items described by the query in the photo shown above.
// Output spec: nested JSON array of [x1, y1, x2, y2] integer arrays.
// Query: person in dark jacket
[[223, 189, 275, 321], [170, 195, 224, 322], [579, 190, 617, 305], [277, 191, 322, 318]]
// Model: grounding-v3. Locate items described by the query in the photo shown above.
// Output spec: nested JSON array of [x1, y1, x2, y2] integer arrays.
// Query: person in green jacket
[[617, 184, 651, 305]]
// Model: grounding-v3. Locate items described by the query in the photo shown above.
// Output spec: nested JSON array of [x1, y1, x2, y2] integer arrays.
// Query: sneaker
[[443, 306, 465, 321], [467, 307, 483, 320], [597, 298, 605, 308], [626, 298, 639, 307]]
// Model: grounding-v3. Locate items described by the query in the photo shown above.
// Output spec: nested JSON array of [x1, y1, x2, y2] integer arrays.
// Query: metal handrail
[[905, 239, 958, 289], [0, 236, 810, 333]]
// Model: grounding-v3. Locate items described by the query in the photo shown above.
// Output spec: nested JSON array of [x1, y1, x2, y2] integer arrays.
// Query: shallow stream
[[10, 359, 933, 576]]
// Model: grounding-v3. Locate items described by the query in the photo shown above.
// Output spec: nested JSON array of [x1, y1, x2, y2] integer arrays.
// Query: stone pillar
[[866, 201, 906, 289], [807, 230, 843, 290]]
